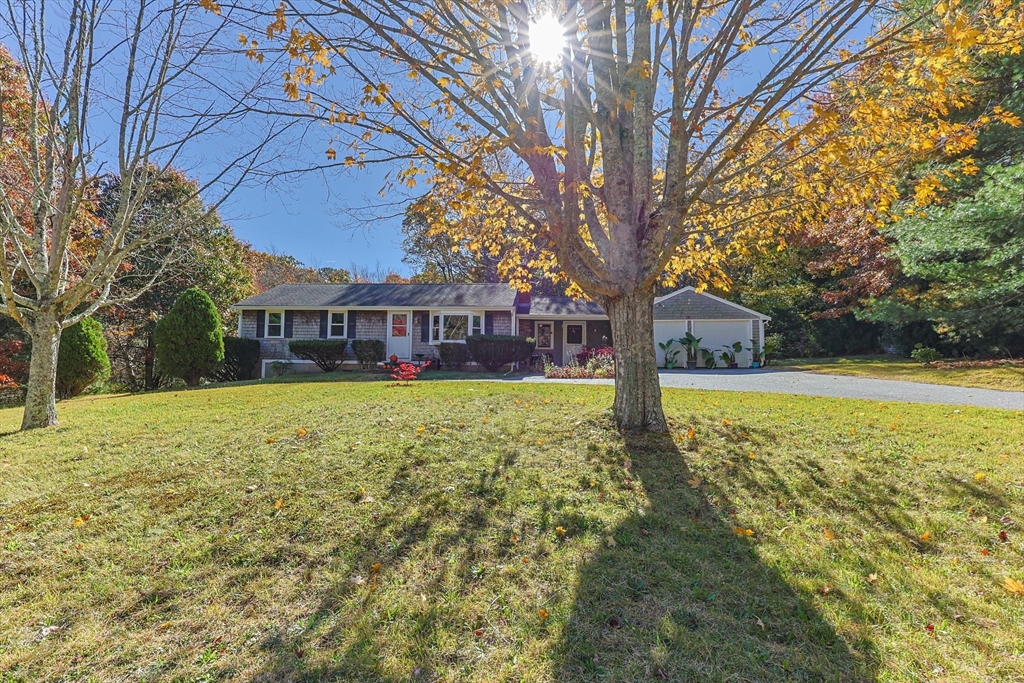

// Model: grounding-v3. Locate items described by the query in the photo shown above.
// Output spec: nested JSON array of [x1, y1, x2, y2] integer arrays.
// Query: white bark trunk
[[606, 288, 668, 432], [21, 312, 61, 430]]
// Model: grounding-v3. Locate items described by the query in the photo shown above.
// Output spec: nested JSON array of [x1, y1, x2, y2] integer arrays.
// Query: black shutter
[[319, 310, 328, 338], [256, 310, 265, 338], [484, 312, 494, 335], [347, 310, 357, 338], [420, 311, 429, 342], [284, 310, 294, 338]]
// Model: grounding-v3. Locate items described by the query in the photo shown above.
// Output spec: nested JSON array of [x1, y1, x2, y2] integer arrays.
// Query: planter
[[687, 361, 697, 370], [728, 363, 738, 369], [665, 363, 675, 370], [751, 361, 761, 368]]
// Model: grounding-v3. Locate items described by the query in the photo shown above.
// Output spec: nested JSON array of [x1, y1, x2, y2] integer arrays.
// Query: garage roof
[[654, 287, 770, 321]]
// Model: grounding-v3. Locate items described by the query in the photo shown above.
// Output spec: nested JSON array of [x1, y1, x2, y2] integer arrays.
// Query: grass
[[779, 355, 1024, 392], [0, 379, 1022, 682]]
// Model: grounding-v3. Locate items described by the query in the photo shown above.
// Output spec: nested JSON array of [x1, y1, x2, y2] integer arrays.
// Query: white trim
[[265, 309, 285, 338], [533, 320, 555, 350], [654, 286, 772, 321], [327, 309, 347, 338], [387, 310, 413, 360], [563, 321, 587, 360], [517, 314, 607, 320], [428, 310, 483, 344]]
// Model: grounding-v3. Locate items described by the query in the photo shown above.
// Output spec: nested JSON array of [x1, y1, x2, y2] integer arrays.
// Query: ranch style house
[[232, 283, 770, 378]]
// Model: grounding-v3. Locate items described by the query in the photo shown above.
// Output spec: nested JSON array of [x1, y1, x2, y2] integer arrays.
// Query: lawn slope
[[0, 381, 1021, 682]]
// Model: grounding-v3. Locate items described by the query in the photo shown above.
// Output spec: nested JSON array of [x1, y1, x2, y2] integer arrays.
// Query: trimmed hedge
[[465, 334, 536, 371], [350, 339, 386, 370], [212, 337, 261, 382], [56, 318, 111, 399], [439, 342, 470, 370], [154, 287, 224, 386], [289, 339, 349, 373]]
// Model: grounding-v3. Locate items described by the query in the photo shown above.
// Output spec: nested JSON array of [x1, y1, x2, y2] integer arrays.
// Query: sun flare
[[528, 14, 566, 65]]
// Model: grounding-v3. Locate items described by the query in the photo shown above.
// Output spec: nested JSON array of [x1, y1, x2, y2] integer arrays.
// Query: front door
[[564, 322, 586, 363], [387, 311, 412, 360]]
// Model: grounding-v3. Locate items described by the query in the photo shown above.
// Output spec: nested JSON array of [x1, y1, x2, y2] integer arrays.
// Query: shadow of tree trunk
[[554, 430, 878, 681]]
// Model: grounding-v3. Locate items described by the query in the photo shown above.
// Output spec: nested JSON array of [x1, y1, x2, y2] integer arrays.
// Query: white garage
[[653, 288, 770, 368]]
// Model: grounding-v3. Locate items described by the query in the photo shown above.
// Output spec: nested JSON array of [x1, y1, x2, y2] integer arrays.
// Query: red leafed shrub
[[0, 340, 29, 388], [390, 361, 426, 385], [575, 346, 614, 364]]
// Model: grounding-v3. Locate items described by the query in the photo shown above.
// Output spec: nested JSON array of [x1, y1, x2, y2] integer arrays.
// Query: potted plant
[[699, 347, 717, 369], [680, 332, 702, 369], [722, 341, 743, 368], [747, 339, 763, 368], [658, 340, 682, 369]]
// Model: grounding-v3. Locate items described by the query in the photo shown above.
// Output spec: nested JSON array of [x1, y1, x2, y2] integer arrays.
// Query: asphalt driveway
[[510, 368, 1023, 410]]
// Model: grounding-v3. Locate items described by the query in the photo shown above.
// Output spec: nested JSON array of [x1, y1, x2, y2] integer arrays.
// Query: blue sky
[[222, 161, 412, 275]]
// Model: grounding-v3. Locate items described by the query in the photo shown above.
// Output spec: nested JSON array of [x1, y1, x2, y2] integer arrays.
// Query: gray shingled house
[[232, 283, 769, 377]]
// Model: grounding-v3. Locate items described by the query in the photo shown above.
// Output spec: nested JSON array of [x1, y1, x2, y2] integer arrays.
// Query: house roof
[[654, 287, 770, 321], [522, 296, 606, 317], [234, 283, 518, 309]]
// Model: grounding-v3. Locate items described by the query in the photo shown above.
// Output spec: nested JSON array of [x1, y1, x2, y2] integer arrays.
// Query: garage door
[[692, 321, 754, 367], [653, 321, 689, 366]]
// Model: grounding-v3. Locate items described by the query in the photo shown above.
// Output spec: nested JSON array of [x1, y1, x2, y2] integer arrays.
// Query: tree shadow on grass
[[554, 430, 879, 681]]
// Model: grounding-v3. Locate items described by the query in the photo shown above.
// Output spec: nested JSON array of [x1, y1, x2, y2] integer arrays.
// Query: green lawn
[[779, 356, 1024, 392], [0, 380, 1021, 681]]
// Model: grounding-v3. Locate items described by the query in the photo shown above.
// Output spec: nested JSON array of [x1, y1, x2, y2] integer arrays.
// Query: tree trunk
[[21, 311, 62, 430], [606, 287, 668, 432], [144, 327, 156, 390]]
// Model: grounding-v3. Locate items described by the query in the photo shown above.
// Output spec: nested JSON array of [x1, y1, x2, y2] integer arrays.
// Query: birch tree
[[0, 0, 284, 429]]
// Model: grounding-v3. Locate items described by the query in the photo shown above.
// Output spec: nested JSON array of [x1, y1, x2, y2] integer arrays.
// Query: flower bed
[[545, 347, 615, 379]]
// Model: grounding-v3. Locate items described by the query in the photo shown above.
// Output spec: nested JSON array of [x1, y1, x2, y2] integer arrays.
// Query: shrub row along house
[[232, 283, 770, 377]]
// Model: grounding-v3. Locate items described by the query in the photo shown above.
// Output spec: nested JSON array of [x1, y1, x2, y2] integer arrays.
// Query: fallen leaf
[[849, 428, 856, 435], [296, 427, 308, 438], [274, 498, 283, 510], [72, 514, 90, 527], [555, 526, 566, 536], [747, 452, 756, 459], [266, 438, 276, 444], [687, 476, 702, 489], [686, 427, 696, 439], [538, 608, 549, 621], [522, 557, 530, 564], [998, 530, 1009, 543], [416, 425, 426, 435], [1002, 577, 1024, 596], [920, 531, 932, 542], [823, 528, 836, 541], [473, 628, 484, 636], [605, 535, 617, 547], [370, 562, 382, 574], [925, 623, 935, 633], [866, 573, 879, 584], [733, 527, 754, 537], [722, 418, 731, 426], [820, 583, 833, 595], [980, 548, 991, 556]]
